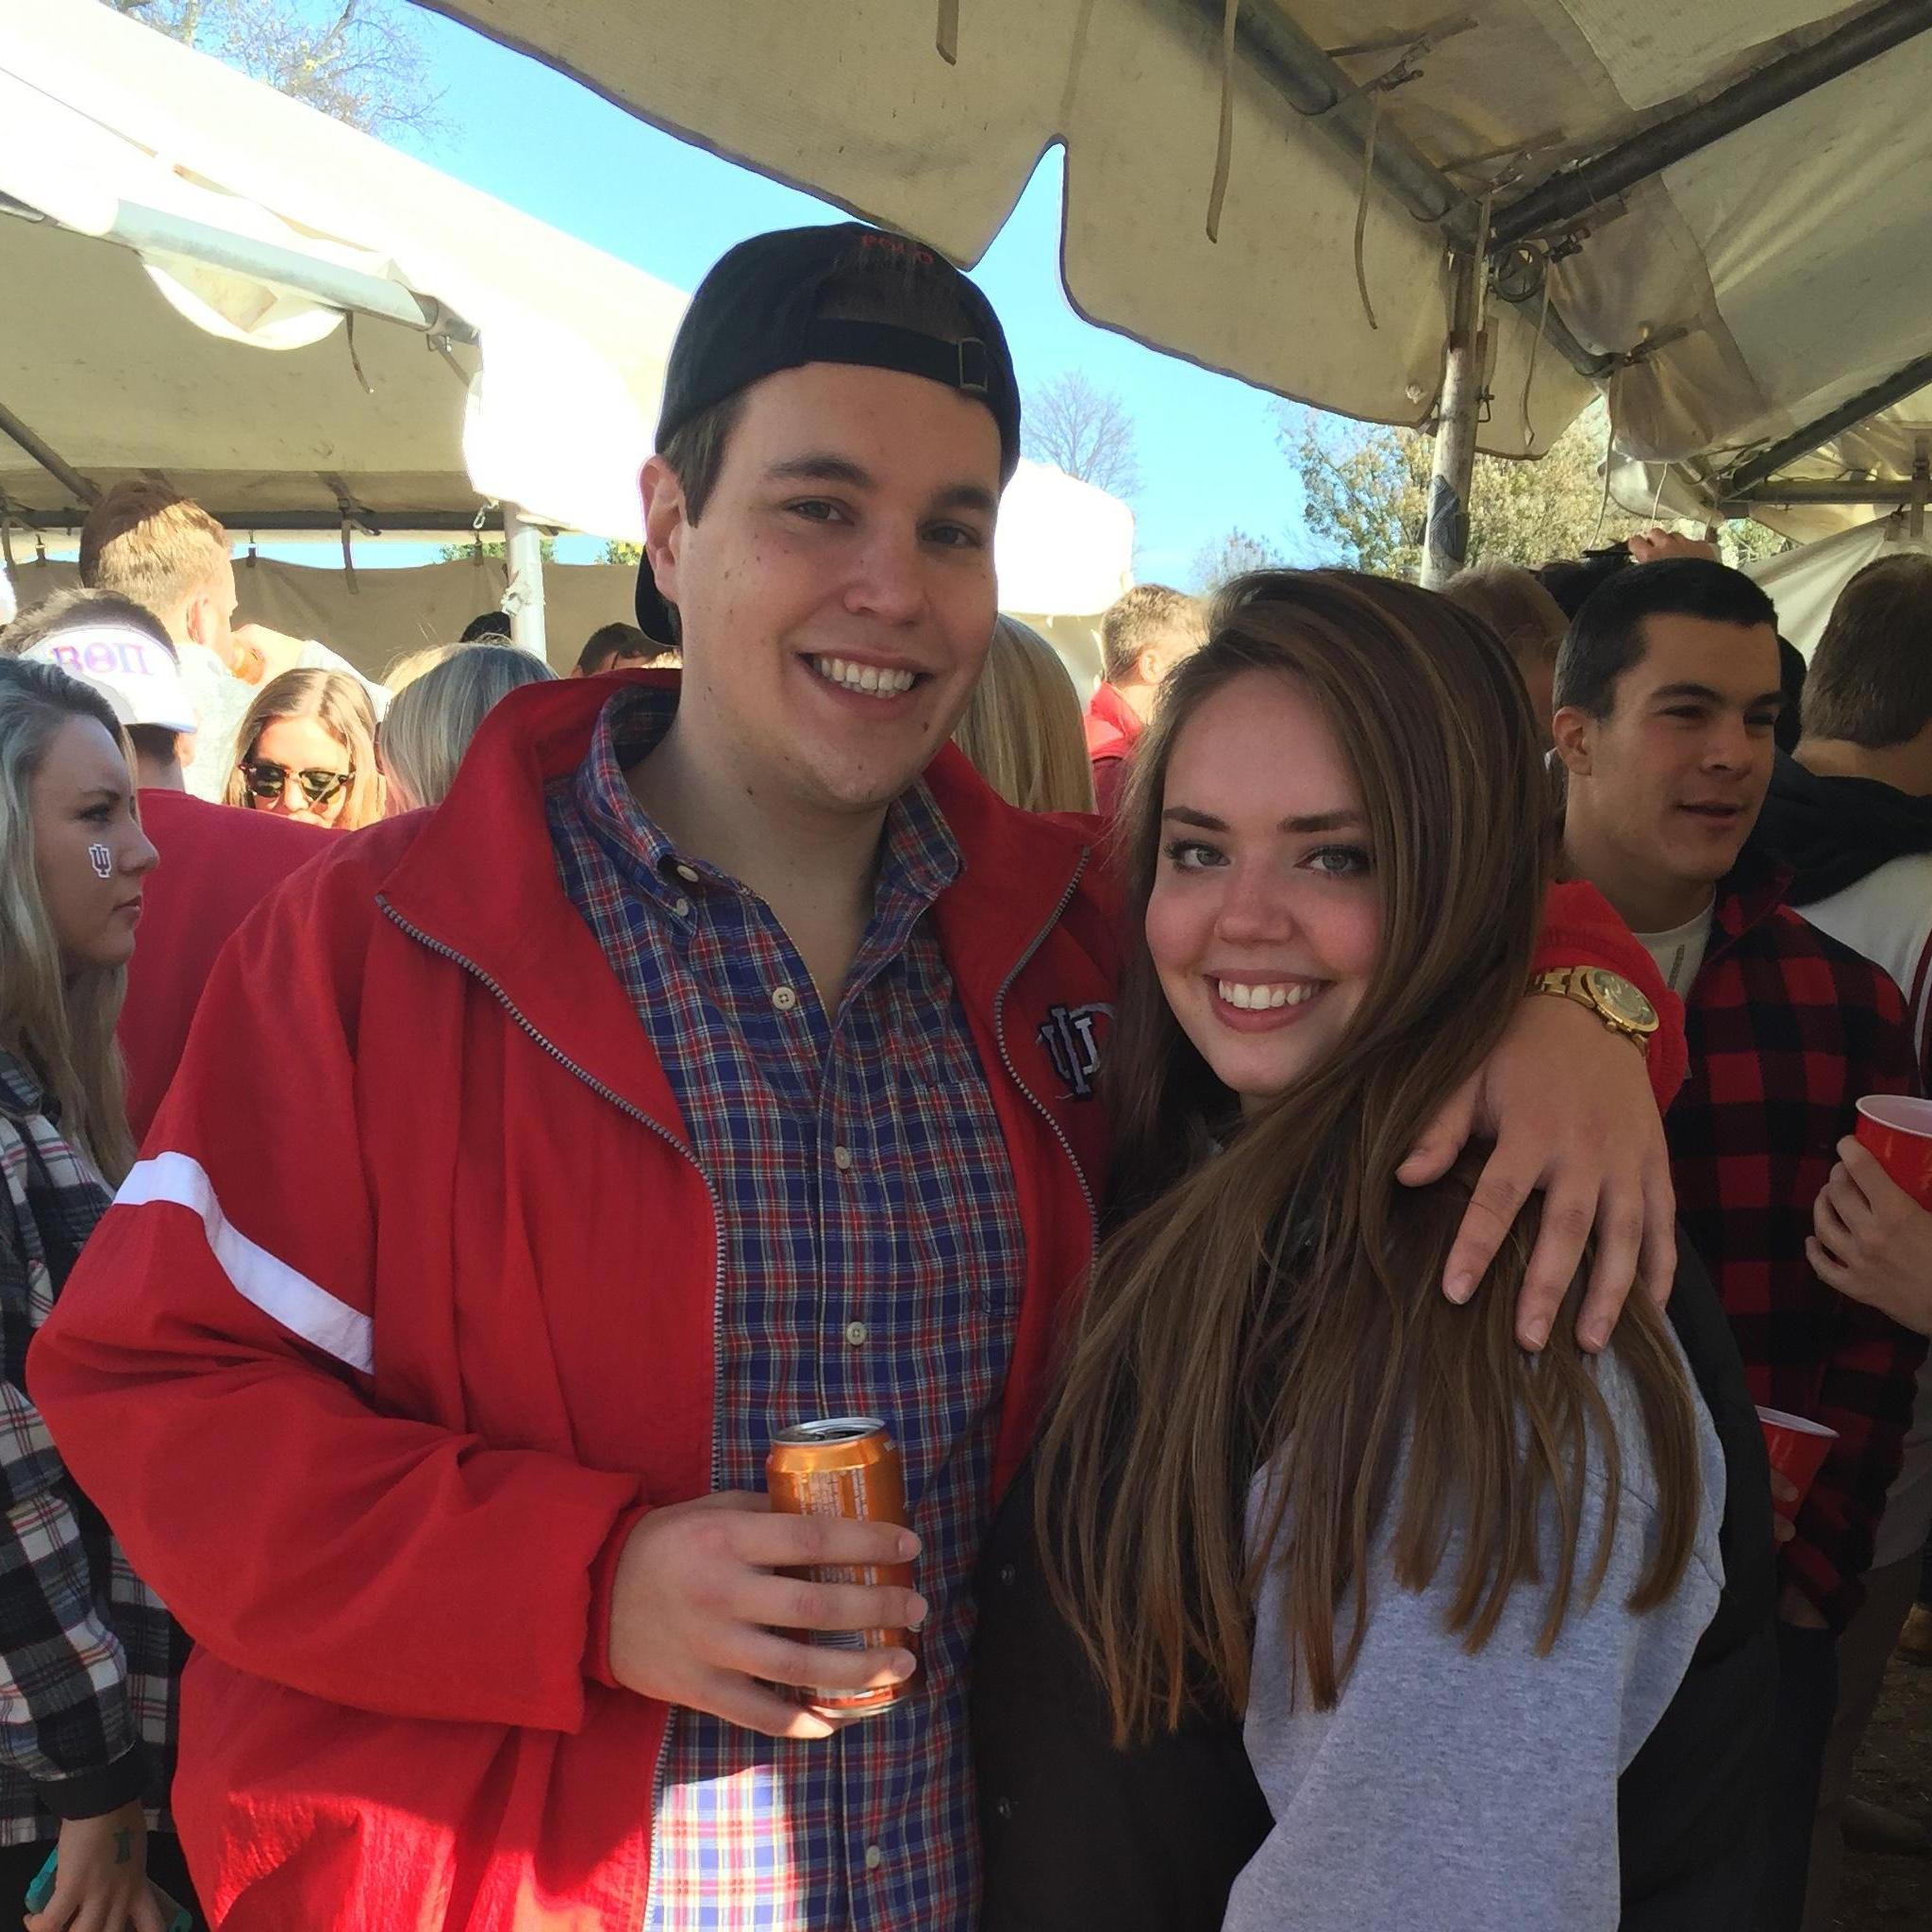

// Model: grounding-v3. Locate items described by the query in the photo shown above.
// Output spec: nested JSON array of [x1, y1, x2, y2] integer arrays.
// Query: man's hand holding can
[[605, 1492, 924, 1740]]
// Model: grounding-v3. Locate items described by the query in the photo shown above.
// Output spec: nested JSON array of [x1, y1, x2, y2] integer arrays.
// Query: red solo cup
[[1757, 1407, 1837, 1521], [1854, 1094, 1932, 1209]]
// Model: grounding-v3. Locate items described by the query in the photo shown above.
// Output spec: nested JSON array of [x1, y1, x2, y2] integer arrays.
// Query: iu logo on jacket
[[1035, 1003, 1111, 1100]]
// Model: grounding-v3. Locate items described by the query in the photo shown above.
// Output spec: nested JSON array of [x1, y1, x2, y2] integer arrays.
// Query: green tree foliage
[[434, 535, 556, 565], [1283, 400, 1786, 578]]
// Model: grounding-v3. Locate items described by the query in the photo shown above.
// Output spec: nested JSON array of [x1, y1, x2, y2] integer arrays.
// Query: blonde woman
[[225, 670, 382, 830], [0, 660, 196, 1929], [951, 616, 1096, 815], [379, 643, 557, 811]]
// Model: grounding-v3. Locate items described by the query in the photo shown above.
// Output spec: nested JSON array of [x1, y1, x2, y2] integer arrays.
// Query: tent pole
[[0, 402, 97, 507], [506, 508, 548, 659], [1720, 350, 1932, 497], [1422, 255, 1485, 588]]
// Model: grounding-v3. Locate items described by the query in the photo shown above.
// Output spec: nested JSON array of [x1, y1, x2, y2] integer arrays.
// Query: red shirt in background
[[121, 790, 328, 1141], [1083, 681, 1144, 820]]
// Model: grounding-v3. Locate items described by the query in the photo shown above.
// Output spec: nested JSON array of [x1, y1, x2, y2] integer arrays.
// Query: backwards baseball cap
[[22, 625, 198, 735], [638, 223, 1021, 639]]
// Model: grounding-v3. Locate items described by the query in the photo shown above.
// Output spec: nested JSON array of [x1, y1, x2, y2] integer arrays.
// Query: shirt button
[[994, 1797, 1014, 1821], [998, 1563, 1017, 1588], [845, 1321, 868, 1346], [864, 1843, 884, 1872], [772, 984, 798, 1012], [672, 897, 691, 919], [832, 1144, 854, 1171], [674, 863, 700, 884]]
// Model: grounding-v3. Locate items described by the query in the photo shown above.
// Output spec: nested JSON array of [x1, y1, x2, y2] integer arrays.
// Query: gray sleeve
[[1224, 1356, 1724, 1932]]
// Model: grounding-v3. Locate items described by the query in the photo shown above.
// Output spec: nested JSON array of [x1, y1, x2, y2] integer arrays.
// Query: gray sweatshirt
[[1224, 1341, 1726, 1932]]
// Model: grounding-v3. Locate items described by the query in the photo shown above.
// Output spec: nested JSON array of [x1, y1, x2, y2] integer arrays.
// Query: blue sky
[[377, 6, 1314, 584]]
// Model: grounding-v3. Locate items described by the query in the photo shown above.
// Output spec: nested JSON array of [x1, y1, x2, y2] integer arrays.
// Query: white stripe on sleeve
[[115, 1152, 375, 1374]]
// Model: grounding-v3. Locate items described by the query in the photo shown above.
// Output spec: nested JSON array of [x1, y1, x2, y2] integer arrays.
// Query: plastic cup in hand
[[1757, 1407, 1837, 1522], [1854, 1094, 1932, 1208]]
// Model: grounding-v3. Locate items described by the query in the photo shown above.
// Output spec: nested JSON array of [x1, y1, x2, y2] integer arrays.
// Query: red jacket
[[30, 674, 1674, 1929], [1083, 681, 1142, 820], [121, 789, 328, 1141]]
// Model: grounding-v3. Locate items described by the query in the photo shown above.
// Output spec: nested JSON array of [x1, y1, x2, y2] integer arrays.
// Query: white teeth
[[1216, 980, 1321, 1011], [811, 656, 917, 697]]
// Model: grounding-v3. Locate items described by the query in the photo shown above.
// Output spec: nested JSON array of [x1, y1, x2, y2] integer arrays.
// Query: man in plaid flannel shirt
[[1555, 557, 1928, 1930]]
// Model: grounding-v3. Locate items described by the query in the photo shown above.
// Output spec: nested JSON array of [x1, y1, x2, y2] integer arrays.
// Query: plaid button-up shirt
[[0, 1052, 181, 1844], [1666, 858, 1929, 1631], [548, 687, 1024, 1931]]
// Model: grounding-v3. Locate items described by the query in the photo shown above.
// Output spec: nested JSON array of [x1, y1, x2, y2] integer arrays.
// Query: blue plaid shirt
[[547, 687, 1024, 1931]]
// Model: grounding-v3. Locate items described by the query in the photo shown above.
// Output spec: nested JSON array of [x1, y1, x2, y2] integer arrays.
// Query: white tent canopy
[[0, 0, 687, 545], [413, 0, 1932, 541], [1742, 509, 1932, 656], [0, 2, 1137, 647]]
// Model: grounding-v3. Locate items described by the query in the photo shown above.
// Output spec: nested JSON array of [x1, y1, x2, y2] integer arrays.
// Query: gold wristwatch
[[1529, 966, 1659, 1054]]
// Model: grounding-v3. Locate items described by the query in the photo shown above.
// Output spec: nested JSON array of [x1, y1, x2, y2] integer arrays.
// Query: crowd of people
[[0, 217, 1924, 1932]]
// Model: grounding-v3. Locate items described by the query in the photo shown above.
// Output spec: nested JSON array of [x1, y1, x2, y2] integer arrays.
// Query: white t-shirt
[[1794, 853, 1932, 1567], [1635, 901, 1716, 999]]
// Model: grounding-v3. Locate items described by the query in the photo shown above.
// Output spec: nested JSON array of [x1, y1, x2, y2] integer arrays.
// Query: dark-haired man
[[1555, 557, 1927, 1929], [35, 225, 1679, 1928], [9, 587, 326, 1137]]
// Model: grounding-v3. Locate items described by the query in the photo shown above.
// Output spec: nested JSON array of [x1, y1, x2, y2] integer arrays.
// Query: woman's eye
[[1307, 844, 1371, 877], [1162, 838, 1224, 872]]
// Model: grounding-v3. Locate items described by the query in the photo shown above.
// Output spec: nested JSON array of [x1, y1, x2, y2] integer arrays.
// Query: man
[[34, 225, 1677, 1931], [8, 587, 327, 1136], [80, 481, 378, 798], [1747, 549, 1932, 1915], [1553, 557, 1927, 1930], [1441, 560, 1567, 751], [574, 620, 679, 676], [1083, 582, 1204, 815]]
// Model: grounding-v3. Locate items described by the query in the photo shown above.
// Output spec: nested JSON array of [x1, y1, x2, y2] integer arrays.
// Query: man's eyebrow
[[930, 482, 999, 518], [1647, 681, 1785, 708], [765, 454, 874, 490]]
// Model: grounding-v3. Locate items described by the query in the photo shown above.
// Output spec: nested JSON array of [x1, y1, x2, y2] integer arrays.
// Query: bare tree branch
[[1023, 371, 1142, 500], [109, 0, 444, 141]]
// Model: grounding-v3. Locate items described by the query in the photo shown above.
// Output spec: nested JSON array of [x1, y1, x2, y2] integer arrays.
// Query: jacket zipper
[[990, 854, 1099, 1240], [377, 895, 714, 1912]]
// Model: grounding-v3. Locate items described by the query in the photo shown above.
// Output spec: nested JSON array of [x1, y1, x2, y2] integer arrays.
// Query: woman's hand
[[23, 1801, 171, 1932], [1399, 995, 1675, 1354], [1807, 1136, 1932, 1336]]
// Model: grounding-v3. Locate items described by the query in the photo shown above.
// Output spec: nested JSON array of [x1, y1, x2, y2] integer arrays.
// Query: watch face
[[1584, 968, 1658, 1031]]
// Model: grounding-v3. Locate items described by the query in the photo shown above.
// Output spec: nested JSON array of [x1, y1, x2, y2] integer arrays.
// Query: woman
[[0, 660, 195, 1930], [225, 669, 382, 829], [952, 616, 1097, 814], [378, 641, 555, 811], [974, 572, 1774, 1931]]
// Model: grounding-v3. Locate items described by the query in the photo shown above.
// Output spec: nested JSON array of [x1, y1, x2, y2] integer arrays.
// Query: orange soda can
[[765, 1416, 918, 1717]]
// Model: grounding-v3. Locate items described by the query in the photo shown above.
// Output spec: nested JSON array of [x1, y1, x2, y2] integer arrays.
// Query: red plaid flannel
[[1666, 857, 1929, 1630]]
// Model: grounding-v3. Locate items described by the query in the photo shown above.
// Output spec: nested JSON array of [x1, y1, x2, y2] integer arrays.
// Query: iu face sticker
[[88, 843, 112, 879]]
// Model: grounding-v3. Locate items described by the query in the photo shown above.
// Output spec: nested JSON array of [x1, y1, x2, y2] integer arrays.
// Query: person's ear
[[1135, 641, 1165, 686], [181, 591, 210, 650], [1552, 705, 1595, 778], [641, 456, 689, 608]]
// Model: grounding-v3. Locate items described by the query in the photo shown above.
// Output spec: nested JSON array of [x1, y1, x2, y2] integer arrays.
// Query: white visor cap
[[22, 625, 199, 736]]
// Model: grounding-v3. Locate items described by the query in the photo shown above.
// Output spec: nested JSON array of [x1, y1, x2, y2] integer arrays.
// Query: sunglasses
[[241, 759, 354, 808]]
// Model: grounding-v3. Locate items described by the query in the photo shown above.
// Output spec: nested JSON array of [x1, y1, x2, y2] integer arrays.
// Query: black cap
[[637, 223, 1020, 640]]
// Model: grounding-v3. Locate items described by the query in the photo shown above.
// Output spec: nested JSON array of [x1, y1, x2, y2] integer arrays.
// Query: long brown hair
[[0, 660, 138, 1182], [1038, 569, 1699, 1740]]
